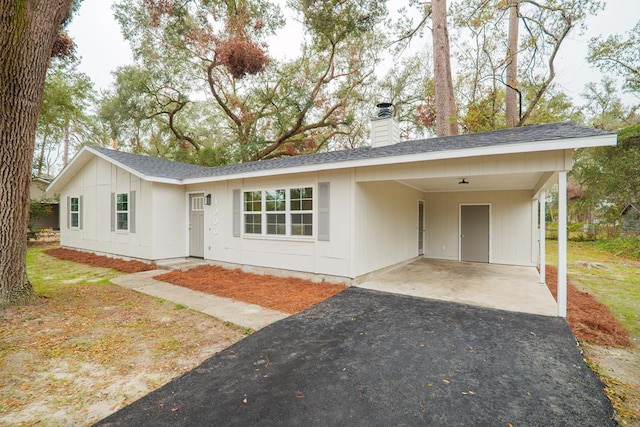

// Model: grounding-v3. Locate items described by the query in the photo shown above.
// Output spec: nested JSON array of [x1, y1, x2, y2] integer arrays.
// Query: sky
[[67, 0, 639, 106]]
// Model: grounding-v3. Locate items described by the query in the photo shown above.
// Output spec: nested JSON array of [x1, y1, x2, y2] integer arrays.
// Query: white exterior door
[[460, 204, 490, 263], [189, 193, 205, 258]]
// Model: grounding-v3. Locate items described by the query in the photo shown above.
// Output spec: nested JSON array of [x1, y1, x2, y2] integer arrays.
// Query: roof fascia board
[[183, 134, 616, 185], [87, 147, 183, 185], [47, 146, 182, 194], [47, 147, 93, 194]]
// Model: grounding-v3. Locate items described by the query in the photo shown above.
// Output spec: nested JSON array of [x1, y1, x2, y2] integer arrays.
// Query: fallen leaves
[[0, 247, 246, 425]]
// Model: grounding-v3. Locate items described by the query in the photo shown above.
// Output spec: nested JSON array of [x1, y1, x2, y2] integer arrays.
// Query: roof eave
[[182, 133, 617, 185], [47, 146, 183, 194]]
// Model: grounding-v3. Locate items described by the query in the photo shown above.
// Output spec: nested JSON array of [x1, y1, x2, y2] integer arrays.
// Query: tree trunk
[[432, 0, 457, 137], [63, 120, 69, 166], [505, 0, 520, 128], [0, 0, 74, 307]]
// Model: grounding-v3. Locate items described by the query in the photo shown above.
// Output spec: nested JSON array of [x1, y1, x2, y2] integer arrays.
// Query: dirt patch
[[0, 275, 246, 425], [582, 343, 640, 425], [155, 266, 346, 314], [545, 264, 632, 348], [45, 247, 156, 273]]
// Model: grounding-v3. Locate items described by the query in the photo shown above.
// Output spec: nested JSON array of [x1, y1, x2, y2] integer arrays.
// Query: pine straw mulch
[[155, 266, 346, 314], [545, 264, 633, 348], [41, 248, 632, 347], [45, 247, 156, 274]]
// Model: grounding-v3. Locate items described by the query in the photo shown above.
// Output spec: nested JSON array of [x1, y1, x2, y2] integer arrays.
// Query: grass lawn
[[546, 240, 640, 341], [546, 239, 640, 425], [0, 246, 246, 426]]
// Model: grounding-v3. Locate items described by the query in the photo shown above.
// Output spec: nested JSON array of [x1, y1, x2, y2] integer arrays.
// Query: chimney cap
[[376, 102, 393, 118]]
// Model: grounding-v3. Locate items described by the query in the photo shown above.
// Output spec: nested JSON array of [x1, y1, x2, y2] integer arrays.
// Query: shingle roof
[[90, 122, 613, 181], [90, 146, 214, 180]]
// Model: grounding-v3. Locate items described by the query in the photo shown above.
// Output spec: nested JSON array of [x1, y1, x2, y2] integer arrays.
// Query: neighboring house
[[47, 120, 617, 317], [30, 176, 59, 230], [621, 203, 640, 233]]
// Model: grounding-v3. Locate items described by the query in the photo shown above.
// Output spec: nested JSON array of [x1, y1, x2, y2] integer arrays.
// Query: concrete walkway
[[111, 270, 289, 330]]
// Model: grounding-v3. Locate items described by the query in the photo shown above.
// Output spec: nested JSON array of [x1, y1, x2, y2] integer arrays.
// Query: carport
[[356, 259, 558, 316]]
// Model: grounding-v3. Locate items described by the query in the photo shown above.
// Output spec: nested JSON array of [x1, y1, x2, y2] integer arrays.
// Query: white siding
[[356, 150, 568, 182], [198, 170, 353, 278], [59, 157, 187, 260], [353, 181, 423, 276], [152, 183, 188, 259], [424, 190, 534, 266]]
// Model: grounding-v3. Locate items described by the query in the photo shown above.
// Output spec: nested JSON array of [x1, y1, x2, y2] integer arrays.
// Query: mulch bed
[[545, 264, 632, 348], [41, 247, 632, 346], [44, 248, 156, 274], [155, 266, 346, 314]]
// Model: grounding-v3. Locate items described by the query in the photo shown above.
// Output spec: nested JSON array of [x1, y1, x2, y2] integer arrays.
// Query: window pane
[[192, 196, 204, 211], [117, 212, 128, 230], [70, 197, 79, 212], [266, 213, 286, 235], [116, 193, 128, 211], [290, 187, 313, 211], [244, 191, 262, 212], [265, 189, 285, 212], [291, 213, 312, 236], [244, 213, 262, 234], [70, 212, 79, 228]]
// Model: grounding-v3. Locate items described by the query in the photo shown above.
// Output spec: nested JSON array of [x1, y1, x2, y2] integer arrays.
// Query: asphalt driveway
[[96, 288, 615, 426]]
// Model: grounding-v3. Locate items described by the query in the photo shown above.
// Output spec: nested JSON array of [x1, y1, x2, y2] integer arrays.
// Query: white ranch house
[[47, 120, 617, 317]]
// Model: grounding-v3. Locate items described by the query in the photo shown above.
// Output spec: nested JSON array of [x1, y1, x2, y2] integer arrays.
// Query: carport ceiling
[[398, 172, 544, 193]]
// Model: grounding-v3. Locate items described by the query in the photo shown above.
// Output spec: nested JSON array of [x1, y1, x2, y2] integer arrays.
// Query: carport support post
[[557, 172, 567, 318], [539, 191, 546, 284]]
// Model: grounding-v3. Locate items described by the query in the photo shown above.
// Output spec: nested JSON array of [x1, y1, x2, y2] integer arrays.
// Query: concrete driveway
[[96, 288, 614, 426], [357, 259, 558, 316]]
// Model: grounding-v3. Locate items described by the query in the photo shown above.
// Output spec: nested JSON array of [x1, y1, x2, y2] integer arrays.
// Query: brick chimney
[[370, 102, 400, 148]]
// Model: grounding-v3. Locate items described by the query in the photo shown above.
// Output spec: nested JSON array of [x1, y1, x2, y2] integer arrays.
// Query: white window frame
[[242, 186, 314, 238], [69, 196, 80, 229], [289, 187, 314, 237], [116, 192, 129, 232]]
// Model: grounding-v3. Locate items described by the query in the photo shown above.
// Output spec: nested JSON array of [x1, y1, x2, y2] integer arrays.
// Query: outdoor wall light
[[205, 194, 212, 205], [458, 178, 469, 185]]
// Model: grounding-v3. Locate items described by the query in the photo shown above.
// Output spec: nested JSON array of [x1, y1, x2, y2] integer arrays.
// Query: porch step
[[155, 258, 210, 271]]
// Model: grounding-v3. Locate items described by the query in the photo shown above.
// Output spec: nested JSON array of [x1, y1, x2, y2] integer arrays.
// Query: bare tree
[[0, 0, 75, 306]]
